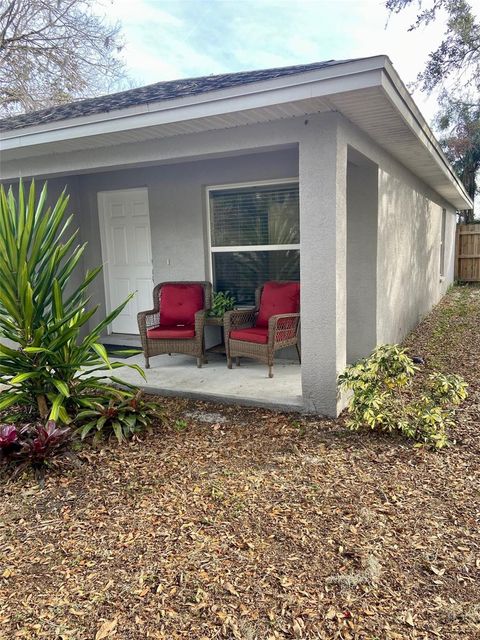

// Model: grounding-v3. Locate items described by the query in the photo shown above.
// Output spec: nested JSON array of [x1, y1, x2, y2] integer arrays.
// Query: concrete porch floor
[[110, 352, 303, 411]]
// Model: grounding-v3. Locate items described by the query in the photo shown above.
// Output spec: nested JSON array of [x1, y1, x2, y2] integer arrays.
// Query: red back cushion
[[159, 284, 204, 326], [256, 281, 300, 328]]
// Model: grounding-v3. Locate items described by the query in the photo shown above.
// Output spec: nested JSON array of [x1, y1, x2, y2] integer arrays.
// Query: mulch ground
[[1, 286, 480, 640]]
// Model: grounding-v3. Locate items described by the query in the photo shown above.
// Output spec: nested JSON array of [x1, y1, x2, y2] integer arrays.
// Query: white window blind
[[209, 182, 300, 306]]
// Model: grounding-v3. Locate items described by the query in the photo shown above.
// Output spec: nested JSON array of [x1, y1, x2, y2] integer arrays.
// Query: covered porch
[[108, 349, 303, 411], [3, 112, 380, 416], [77, 117, 377, 416]]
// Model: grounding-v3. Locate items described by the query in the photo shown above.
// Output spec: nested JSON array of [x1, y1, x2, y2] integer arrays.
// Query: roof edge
[[0, 55, 471, 210], [381, 57, 472, 210], [0, 56, 387, 141]]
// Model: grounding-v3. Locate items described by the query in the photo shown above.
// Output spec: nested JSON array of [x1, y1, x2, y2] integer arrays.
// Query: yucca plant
[[0, 180, 144, 422]]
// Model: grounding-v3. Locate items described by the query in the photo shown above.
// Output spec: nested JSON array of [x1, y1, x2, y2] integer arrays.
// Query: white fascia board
[[0, 57, 387, 151], [381, 60, 472, 210], [1, 53, 469, 210]]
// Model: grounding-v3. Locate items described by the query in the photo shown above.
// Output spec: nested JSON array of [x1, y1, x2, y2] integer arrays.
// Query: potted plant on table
[[208, 291, 236, 318]]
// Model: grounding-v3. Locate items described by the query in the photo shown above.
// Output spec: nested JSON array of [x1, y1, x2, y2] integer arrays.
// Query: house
[[0, 56, 472, 417]]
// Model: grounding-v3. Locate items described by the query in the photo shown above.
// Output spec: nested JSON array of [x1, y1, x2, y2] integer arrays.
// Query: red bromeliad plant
[[0, 421, 72, 483], [0, 424, 19, 450], [21, 422, 71, 463], [76, 389, 158, 444]]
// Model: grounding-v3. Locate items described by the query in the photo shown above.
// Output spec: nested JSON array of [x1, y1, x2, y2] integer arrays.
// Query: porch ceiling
[[0, 55, 471, 210]]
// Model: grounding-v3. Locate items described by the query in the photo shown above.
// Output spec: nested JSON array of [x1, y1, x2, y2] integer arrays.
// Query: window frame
[[205, 177, 300, 290]]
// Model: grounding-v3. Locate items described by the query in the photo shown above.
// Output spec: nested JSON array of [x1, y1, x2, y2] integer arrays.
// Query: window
[[208, 181, 300, 305], [440, 208, 446, 277]]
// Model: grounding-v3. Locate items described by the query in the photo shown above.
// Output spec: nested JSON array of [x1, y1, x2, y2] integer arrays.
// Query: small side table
[[205, 315, 227, 354]]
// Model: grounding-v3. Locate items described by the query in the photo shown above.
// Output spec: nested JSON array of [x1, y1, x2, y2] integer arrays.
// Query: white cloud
[[104, 0, 228, 84], [102, 0, 455, 124]]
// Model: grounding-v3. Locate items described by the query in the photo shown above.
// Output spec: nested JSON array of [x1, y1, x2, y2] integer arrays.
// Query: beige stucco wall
[[376, 168, 455, 344], [346, 158, 378, 363], [339, 117, 456, 348]]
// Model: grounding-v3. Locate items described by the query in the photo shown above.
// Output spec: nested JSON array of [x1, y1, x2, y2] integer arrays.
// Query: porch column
[[299, 113, 347, 416]]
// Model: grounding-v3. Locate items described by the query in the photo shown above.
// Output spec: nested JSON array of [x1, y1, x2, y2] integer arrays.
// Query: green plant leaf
[[0, 343, 20, 357], [49, 393, 65, 421], [112, 420, 124, 443], [10, 371, 38, 384], [79, 421, 97, 440], [0, 392, 25, 410], [91, 343, 112, 369], [52, 379, 70, 397]]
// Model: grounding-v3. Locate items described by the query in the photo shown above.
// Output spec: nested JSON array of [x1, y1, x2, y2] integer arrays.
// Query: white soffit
[[0, 97, 331, 160], [0, 56, 471, 210]]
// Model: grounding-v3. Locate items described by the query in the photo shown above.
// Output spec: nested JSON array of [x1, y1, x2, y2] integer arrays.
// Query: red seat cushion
[[230, 327, 269, 344], [159, 284, 204, 326], [147, 324, 195, 339], [256, 281, 300, 328]]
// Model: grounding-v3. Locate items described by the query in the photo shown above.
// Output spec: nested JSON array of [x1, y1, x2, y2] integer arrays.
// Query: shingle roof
[[0, 59, 353, 133]]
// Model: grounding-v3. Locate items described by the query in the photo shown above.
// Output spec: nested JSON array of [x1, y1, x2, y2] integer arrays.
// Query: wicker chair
[[137, 281, 212, 369], [224, 281, 300, 378]]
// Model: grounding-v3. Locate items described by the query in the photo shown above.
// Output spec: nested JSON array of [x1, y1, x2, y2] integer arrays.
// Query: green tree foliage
[[0, 180, 144, 422], [436, 96, 480, 222], [387, 0, 480, 219], [386, 0, 480, 93]]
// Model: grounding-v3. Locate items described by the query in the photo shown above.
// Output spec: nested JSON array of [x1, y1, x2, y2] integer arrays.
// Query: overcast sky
[[104, 0, 450, 124]]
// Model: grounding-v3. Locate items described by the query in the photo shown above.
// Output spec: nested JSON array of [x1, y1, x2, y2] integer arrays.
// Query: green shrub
[[208, 291, 236, 317], [76, 390, 159, 444], [338, 344, 468, 449], [0, 180, 145, 423], [173, 418, 188, 431]]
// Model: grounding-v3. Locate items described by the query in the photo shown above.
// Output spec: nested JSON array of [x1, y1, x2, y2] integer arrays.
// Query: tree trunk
[[36, 394, 49, 419], [460, 164, 477, 223], [459, 209, 475, 223]]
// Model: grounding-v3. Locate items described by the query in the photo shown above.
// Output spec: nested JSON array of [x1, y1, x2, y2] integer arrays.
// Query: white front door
[[98, 188, 154, 334]]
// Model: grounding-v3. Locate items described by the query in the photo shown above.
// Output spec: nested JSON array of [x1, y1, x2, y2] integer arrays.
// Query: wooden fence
[[456, 224, 480, 282]]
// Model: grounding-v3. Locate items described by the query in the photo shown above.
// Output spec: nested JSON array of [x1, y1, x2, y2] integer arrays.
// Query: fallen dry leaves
[[95, 618, 118, 640], [1, 286, 480, 639]]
